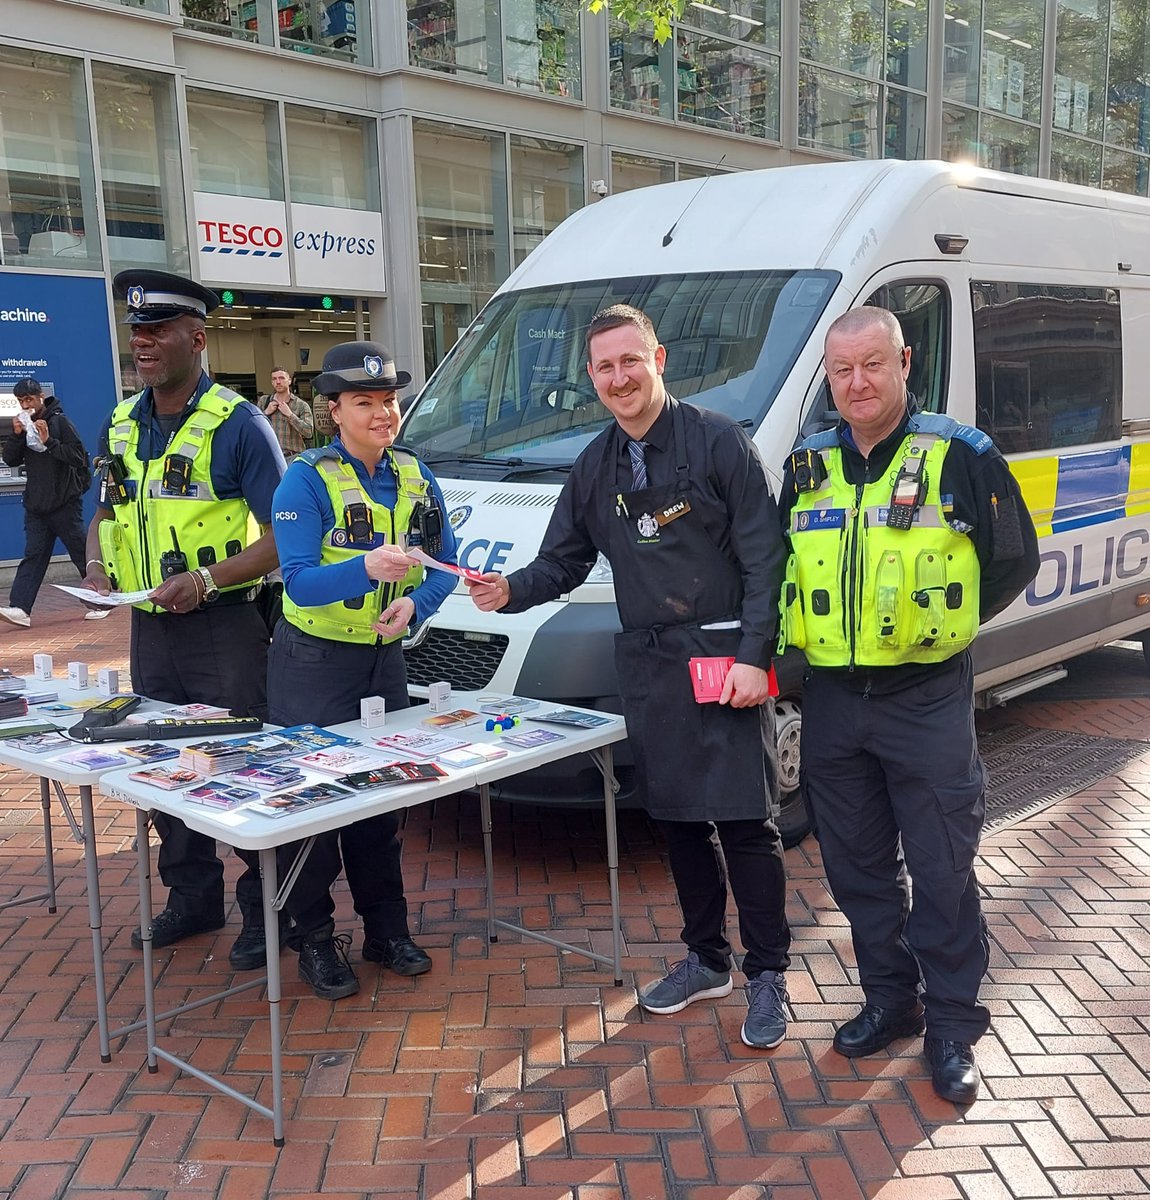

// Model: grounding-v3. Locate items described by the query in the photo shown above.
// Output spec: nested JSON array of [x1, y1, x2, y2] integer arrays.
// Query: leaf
[[587, 0, 688, 44]]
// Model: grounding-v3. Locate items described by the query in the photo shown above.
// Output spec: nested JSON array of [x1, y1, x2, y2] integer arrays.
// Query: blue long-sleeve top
[[271, 437, 458, 626]]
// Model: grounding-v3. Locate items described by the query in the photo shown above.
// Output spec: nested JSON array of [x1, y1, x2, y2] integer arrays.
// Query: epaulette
[[908, 411, 992, 455], [799, 428, 840, 451], [294, 445, 341, 467]]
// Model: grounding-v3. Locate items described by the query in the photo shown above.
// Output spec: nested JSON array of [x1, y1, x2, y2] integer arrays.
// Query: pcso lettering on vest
[[198, 221, 286, 257], [293, 228, 377, 259]]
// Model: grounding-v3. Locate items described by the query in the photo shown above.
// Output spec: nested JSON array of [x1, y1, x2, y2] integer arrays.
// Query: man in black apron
[[466, 305, 792, 1049]]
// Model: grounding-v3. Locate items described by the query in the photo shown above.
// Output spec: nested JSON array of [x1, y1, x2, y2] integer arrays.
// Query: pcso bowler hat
[[113, 269, 219, 325], [312, 340, 412, 397]]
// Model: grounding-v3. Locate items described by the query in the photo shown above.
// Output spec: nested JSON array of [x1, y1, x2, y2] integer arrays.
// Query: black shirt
[[504, 398, 786, 669], [778, 408, 1040, 690], [1, 396, 90, 515]]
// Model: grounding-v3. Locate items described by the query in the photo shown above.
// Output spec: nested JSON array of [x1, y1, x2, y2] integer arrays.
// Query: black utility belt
[[142, 586, 261, 616]]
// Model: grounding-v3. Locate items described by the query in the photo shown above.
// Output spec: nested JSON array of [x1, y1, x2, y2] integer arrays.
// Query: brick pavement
[[1, 591, 1150, 1198]]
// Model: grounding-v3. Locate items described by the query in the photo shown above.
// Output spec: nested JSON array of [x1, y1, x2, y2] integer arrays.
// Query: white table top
[[93, 693, 627, 851]]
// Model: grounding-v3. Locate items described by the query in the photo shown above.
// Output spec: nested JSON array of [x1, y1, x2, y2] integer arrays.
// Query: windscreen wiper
[[498, 462, 573, 481]]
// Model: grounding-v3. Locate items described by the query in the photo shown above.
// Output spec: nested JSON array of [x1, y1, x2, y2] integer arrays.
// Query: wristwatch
[[197, 566, 220, 603]]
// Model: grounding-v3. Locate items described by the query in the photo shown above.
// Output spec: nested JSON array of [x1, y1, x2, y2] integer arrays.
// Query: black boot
[[363, 934, 432, 976], [297, 926, 359, 1000], [131, 906, 224, 950], [229, 915, 292, 971]]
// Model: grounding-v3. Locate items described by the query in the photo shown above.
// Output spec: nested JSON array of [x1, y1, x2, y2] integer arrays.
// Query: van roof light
[[1118, 262, 1133, 272], [934, 233, 969, 255]]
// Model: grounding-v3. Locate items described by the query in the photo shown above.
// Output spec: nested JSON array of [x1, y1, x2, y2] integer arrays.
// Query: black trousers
[[658, 817, 791, 979], [801, 657, 991, 1043], [131, 604, 268, 923], [267, 621, 412, 940], [10, 498, 87, 613]]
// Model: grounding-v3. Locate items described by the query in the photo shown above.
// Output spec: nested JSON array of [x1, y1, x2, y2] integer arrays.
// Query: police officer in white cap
[[83, 269, 286, 968], [268, 340, 458, 1000]]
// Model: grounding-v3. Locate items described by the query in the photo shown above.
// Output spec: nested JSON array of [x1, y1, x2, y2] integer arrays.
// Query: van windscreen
[[403, 269, 838, 475]]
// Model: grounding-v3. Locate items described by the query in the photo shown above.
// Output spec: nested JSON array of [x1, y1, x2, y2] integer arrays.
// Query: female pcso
[[267, 341, 458, 1000]]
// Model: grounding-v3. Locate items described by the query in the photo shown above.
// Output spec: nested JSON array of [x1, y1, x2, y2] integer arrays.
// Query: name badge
[[794, 508, 846, 532], [655, 498, 692, 527]]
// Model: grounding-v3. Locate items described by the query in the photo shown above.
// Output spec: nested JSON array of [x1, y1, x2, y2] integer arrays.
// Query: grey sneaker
[[639, 951, 732, 1015], [741, 970, 789, 1049]]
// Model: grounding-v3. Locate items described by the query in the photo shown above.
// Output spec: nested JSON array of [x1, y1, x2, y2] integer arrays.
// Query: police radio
[[886, 455, 926, 530], [409, 500, 444, 556], [343, 502, 375, 546], [99, 454, 130, 506], [789, 448, 826, 494], [159, 526, 189, 579]]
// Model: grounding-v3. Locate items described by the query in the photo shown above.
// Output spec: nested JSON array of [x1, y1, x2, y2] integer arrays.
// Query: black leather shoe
[[925, 1037, 980, 1104], [297, 929, 359, 1000], [363, 934, 432, 976], [228, 919, 291, 971], [833, 1002, 926, 1058], [131, 907, 225, 950]]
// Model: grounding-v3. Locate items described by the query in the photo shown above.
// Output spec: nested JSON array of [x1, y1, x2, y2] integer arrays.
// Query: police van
[[400, 159, 1150, 845]]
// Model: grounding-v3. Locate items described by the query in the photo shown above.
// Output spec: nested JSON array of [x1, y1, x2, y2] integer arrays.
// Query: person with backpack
[[0, 377, 106, 627]]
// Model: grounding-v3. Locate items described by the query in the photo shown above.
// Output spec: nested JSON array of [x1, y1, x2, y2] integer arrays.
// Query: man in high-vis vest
[[779, 307, 1039, 1105], [82, 270, 285, 969]]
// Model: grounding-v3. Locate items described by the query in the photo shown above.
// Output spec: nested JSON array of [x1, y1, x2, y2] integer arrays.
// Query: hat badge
[[126, 285, 145, 309], [364, 355, 384, 378]]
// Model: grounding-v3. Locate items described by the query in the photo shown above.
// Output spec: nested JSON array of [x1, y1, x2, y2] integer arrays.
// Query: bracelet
[[85, 558, 104, 572], [188, 569, 206, 604]]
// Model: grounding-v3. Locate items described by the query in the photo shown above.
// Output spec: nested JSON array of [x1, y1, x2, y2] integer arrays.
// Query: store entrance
[[113, 291, 365, 407]]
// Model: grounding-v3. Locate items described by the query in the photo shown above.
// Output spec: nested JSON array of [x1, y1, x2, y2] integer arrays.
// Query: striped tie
[[627, 439, 648, 490]]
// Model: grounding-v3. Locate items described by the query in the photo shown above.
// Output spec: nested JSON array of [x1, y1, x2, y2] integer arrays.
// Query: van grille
[[404, 628, 510, 689]]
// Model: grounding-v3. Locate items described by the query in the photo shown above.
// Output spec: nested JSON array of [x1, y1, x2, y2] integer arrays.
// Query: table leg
[[479, 784, 497, 943], [135, 808, 158, 1073], [80, 785, 112, 1062], [40, 778, 57, 913], [259, 847, 285, 1146], [601, 746, 623, 986]]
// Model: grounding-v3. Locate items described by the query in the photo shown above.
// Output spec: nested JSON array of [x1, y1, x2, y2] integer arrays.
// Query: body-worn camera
[[789, 448, 827, 493], [409, 500, 444, 556], [162, 453, 193, 495], [99, 454, 130, 506], [344, 502, 375, 546]]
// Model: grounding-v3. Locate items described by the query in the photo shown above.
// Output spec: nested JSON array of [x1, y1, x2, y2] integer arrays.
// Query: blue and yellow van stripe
[[1010, 444, 1150, 539]]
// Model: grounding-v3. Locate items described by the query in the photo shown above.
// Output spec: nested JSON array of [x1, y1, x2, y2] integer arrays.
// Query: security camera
[[590, 180, 608, 197]]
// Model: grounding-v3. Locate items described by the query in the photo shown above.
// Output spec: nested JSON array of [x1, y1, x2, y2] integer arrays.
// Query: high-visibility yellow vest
[[781, 425, 981, 666], [96, 384, 261, 612], [281, 447, 428, 645]]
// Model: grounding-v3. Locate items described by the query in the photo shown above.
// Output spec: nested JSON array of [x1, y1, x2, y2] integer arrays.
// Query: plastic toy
[[484, 714, 520, 732]]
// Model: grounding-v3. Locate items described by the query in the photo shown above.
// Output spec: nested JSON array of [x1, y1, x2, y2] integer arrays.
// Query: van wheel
[[774, 697, 811, 848]]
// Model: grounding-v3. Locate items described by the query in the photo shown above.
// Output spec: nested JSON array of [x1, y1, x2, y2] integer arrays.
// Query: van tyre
[[774, 697, 811, 848]]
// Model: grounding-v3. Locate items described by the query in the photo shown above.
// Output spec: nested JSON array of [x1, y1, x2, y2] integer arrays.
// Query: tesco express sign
[[194, 193, 385, 291]]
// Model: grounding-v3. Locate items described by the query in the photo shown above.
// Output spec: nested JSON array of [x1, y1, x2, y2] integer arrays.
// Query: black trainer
[[229, 918, 291, 971], [362, 934, 432, 976], [297, 928, 359, 1000], [925, 1037, 980, 1104], [833, 1002, 926, 1058], [131, 907, 225, 950]]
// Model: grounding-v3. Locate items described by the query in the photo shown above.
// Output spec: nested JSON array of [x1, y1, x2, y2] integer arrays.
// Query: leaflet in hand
[[405, 546, 489, 582], [247, 780, 354, 818], [373, 729, 468, 760], [52, 583, 155, 607]]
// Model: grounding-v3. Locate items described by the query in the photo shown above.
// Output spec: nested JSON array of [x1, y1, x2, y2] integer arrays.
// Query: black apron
[[604, 403, 776, 822]]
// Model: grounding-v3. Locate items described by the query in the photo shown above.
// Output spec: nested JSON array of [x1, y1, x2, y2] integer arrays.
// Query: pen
[[991, 492, 999, 519]]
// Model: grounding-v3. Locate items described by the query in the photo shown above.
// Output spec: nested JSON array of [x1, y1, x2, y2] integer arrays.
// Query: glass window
[[92, 63, 189, 273], [285, 107, 378, 210], [886, 0, 927, 90], [798, 66, 880, 157], [680, 0, 779, 50], [504, 0, 582, 98], [864, 283, 949, 414], [1054, 0, 1109, 140], [981, 0, 1043, 123], [179, 1, 260, 44], [408, 0, 501, 82], [187, 91, 284, 199], [1102, 146, 1150, 196], [611, 151, 675, 194], [112, 0, 167, 9], [609, 20, 674, 117], [510, 136, 582, 267], [0, 47, 101, 270], [884, 88, 926, 158], [944, 0, 980, 105], [679, 161, 731, 179], [971, 281, 1121, 455], [1106, 2, 1150, 153], [403, 270, 839, 469], [279, 0, 371, 65], [978, 114, 1038, 174], [1050, 133, 1103, 187], [799, 0, 885, 80], [414, 120, 510, 375], [676, 32, 780, 140], [941, 103, 979, 161]]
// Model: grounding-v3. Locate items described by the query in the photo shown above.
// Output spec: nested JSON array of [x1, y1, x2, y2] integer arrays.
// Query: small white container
[[33, 654, 54, 681], [67, 661, 89, 690], [97, 668, 120, 697], [360, 696, 386, 728], [427, 681, 452, 712]]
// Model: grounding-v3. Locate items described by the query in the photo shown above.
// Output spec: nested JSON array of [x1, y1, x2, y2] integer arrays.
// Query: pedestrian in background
[[261, 367, 313, 462], [0, 377, 106, 628], [779, 306, 1039, 1104]]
